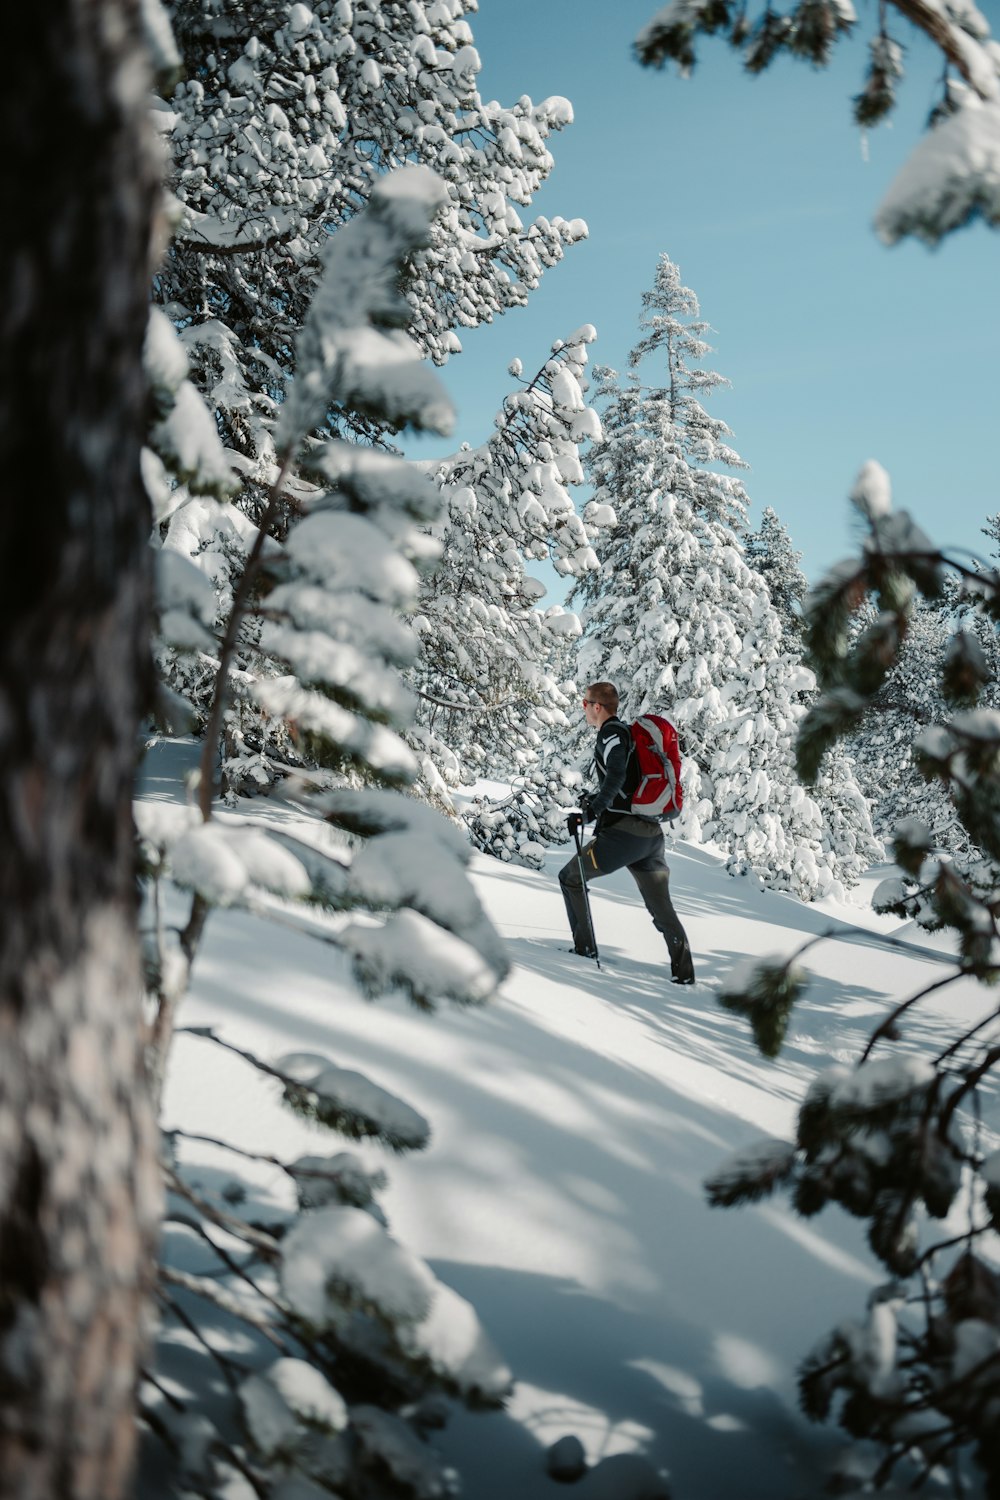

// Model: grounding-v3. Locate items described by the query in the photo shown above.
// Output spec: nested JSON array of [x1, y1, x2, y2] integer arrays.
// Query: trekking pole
[[572, 821, 601, 970]]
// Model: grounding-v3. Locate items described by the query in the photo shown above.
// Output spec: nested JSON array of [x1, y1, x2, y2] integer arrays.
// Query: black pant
[[558, 814, 695, 982]]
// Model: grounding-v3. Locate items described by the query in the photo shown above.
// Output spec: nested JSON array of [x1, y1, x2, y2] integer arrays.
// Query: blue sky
[[408, 0, 999, 584]]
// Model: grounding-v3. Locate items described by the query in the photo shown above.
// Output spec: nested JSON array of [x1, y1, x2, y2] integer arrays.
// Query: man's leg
[[558, 824, 655, 956], [629, 842, 695, 984], [558, 837, 601, 954]]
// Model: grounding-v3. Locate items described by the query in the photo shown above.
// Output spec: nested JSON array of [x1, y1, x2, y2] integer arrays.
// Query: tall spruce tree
[[628, 254, 750, 530], [745, 505, 807, 646], [573, 260, 879, 897]]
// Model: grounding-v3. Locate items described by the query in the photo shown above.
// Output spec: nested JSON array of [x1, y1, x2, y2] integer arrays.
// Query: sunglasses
[[582, 698, 599, 707]]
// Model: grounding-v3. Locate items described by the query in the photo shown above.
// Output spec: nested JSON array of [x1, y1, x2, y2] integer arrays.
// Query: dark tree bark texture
[[0, 2, 160, 1496]]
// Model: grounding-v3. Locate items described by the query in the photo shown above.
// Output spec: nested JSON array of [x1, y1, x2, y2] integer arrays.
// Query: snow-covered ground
[[150, 753, 996, 1497]]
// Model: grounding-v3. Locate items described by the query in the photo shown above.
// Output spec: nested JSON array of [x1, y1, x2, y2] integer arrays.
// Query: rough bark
[[0, 2, 160, 1496]]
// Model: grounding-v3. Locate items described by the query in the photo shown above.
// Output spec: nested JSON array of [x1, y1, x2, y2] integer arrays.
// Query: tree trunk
[[0, 2, 160, 1496]]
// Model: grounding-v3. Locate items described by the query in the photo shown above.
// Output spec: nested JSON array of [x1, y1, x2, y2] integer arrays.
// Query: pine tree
[[710, 462, 1000, 1495], [846, 587, 1000, 861], [152, 0, 589, 797], [158, 0, 585, 458], [982, 508, 1000, 563], [572, 261, 879, 898], [409, 326, 601, 795], [745, 505, 807, 645], [847, 594, 964, 853], [627, 253, 750, 530], [141, 167, 515, 1498]]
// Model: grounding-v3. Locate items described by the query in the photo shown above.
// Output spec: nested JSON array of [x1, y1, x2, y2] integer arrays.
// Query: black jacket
[[588, 716, 637, 821]]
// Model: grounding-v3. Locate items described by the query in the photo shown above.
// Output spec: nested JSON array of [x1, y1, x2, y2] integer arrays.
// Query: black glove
[[579, 793, 594, 823], [566, 811, 583, 837]]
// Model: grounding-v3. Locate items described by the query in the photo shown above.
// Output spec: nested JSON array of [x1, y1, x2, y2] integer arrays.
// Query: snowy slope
[[156, 782, 996, 1500]]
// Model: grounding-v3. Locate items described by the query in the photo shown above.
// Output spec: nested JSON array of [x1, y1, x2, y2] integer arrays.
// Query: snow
[[169, 823, 256, 906], [141, 0, 181, 78], [872, 875, 907, 911], [877, 95, 1000, 245], [849, 459, 892, 520], [145, 306, 189, 399], [311, 786, 473, 861], [277, 167, 455, 449], [348, 832, 482, 930], [342, 908, 499, 1004], [305, 442, 440, 521], [288, 1150, 387, 1215], [154, 776, 1000, 1498], [287, 3, 314, 35], [141, 447, 178, 525], [153, 379, 236, 495], [134, 799, 200, 851], [264, 582, 417, 663], [281, 1204, 438, 1326], [850, 1298, 902, 1400], [398, 1278, 512, 1399], [451, 44, 481, 78], [542, 607, 582, 638], [550, 367, 585, 412], [179, 204, 298, 250], [260, 622, 414, 720], [950, 708, 1000, 742], [252, 678, 418, 780], [284, 512, 420, 604], [239, 1358, 347, 1458], [705, 1136, 797, 1204], [277, 1052, 431, 1149], [827, 1054, 934, 1113], [155, 548, 218, 629], [169, 823, 311, 905], [540, 95, 574, 127]]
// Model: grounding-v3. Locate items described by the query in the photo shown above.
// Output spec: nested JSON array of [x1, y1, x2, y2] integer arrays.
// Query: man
[[559, 681, 695, 985]]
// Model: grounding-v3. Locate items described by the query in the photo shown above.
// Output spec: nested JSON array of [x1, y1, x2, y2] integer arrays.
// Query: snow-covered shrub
[[463, 760, 583, 869]]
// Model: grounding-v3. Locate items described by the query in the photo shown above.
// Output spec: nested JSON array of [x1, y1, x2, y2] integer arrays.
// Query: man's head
[[583, 681, 618, 728]]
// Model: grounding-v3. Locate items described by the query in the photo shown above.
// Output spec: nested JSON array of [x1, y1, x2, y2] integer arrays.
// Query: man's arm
[[586, 734, 630, 819]]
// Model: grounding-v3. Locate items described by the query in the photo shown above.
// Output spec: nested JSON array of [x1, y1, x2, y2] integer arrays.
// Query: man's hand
[[566, 811, 583, 837], [579, 793, 594, 823]]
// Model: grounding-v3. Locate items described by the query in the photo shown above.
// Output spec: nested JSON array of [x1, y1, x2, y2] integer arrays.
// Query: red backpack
[[629, 714, 683, 820]]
